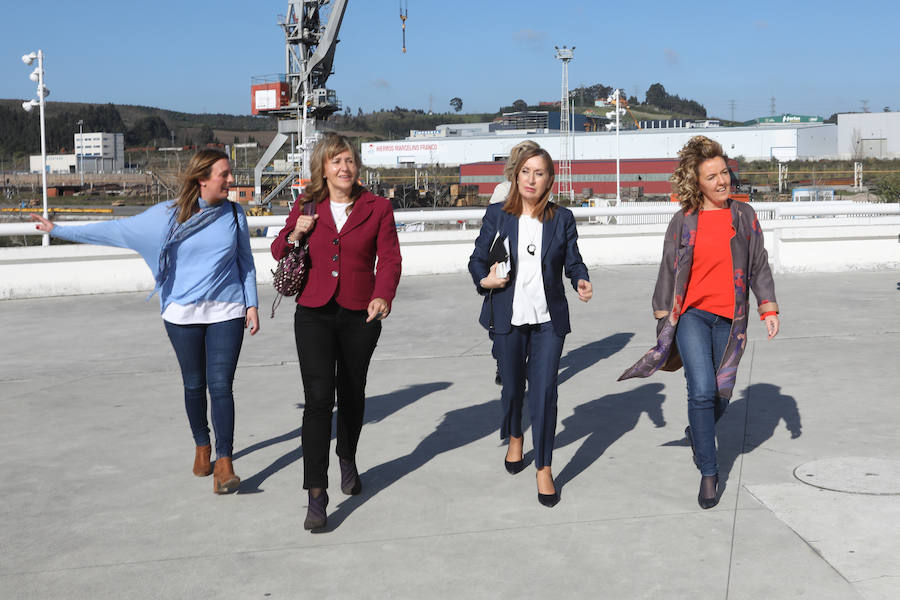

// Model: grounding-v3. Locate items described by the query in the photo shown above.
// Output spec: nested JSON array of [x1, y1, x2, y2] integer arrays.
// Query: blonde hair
[[304, 132, 365, 211], [671, 135, 728, 213], [175, 149, 229, 224], [503, 147, 556, 223], [503, 140, 540, 181]]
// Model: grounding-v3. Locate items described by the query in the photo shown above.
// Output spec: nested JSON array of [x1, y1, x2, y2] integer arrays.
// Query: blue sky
[[2, 0, 897, 122]]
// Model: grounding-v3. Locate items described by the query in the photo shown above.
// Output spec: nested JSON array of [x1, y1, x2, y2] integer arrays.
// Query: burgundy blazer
[[271, 190, 402, 310]]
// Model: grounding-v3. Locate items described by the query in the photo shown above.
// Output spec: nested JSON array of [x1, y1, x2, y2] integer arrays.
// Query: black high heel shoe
[[698, 474, 718, 509], [505, 458, 526, 474], [505, 437, 525, 474], [537, 473, 560, 508]]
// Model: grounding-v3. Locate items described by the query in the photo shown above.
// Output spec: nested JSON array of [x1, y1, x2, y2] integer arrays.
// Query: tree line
[[0, 103, 181, 156], [500, 82, 707, 118]]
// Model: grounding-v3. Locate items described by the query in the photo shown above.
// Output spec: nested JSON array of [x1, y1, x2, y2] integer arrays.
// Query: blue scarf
[[149, 200, 224, 298]]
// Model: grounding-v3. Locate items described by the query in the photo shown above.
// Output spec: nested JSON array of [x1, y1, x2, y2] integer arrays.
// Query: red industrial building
[[460, 158, 739, 198]]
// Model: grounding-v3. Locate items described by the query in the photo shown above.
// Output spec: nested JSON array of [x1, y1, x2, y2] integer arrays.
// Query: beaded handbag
[[270, 201, 315, 317]]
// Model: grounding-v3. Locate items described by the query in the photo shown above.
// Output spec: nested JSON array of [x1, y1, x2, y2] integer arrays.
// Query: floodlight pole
[[77, 119, 84, 187], [26, 49, 50, 246]]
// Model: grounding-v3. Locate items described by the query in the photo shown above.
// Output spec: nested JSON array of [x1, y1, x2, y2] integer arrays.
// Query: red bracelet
[[760, 311, 777, 320]]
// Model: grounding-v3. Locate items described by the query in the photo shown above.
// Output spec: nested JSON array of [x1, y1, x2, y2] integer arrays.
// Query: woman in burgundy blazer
[[271, 133, 401, 531]]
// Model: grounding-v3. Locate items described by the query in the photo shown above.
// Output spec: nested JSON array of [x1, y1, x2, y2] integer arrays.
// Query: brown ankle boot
[[193, 445, 212, 477], [213, 457, 240, 494]]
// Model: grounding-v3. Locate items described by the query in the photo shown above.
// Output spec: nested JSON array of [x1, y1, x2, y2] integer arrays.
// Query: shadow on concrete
[[322, 398, 499, 531], [558, 332, 634, 386], [553, 383, 666, 491], [716, 382, 801, 496], [235, 381, 452, 494], [660, 382, 801, 498]]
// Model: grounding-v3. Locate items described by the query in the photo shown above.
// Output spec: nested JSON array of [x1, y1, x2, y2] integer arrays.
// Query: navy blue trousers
[[493, 321, 565, 469]]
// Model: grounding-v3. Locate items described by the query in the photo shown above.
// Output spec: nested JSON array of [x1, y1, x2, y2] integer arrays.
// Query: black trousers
[[294, 300, 381, 490]]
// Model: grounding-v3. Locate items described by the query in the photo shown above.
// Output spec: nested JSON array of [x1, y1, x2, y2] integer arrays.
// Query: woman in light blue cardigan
[[32, 149, 258, 494]]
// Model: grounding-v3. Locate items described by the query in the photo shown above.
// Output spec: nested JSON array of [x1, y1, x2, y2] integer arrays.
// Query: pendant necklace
[[524, 216, 539, 255]]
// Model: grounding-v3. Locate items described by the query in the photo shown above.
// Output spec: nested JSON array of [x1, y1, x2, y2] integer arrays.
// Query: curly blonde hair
[[503, 147, 557, 223], [304, 132, 365, 210], [671, 135, 727, 213]]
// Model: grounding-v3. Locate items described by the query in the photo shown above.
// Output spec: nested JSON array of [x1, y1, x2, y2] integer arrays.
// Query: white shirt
[[511, 215, 550, 325], [330, 200, 350, 232], [489, 181, 511, 204], [162, 300, 246, 325]]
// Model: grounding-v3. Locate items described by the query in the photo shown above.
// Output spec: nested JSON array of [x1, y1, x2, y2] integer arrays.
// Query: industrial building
[[74, 132, 125, 173], [30, 132, 125, 174], [361, 123, 838, 168], [837, 112, 900, 159], [28, 154, 77, 174], [460, 157, 739, 198]]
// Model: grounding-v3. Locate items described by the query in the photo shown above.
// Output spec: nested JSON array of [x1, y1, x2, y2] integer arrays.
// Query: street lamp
[[76, 119, 84, 187], [22, 50, 50, 246]]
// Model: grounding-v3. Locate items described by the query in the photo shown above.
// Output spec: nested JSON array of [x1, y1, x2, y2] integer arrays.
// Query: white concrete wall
[[798, 125, 838, 159], [29, 154, 77, 174], [837, 112, 900, 159], [2, 217, 897, 300]]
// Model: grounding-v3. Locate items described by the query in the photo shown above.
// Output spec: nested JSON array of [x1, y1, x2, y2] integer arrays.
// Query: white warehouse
[[361, 124, 838, 167], [837, 112, 900, 159]]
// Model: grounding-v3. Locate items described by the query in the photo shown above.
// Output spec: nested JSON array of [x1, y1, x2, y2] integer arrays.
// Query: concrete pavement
[[2, 266, 899, 599]]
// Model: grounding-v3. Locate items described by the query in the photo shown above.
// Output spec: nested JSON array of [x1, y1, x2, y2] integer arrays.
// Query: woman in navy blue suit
[[468, 146, 592, 507]]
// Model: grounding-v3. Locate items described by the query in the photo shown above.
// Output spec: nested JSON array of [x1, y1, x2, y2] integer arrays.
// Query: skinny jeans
[[294, 300, 381, 490], [674, 308, 731, 476], [164, 317, 245, 459]]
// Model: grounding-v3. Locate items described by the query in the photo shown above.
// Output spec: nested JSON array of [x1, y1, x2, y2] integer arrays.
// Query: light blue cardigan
[[51, 199, 258, 313]]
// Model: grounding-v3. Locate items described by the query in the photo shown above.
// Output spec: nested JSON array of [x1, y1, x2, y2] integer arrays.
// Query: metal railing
[[1, 202, 897, 238]]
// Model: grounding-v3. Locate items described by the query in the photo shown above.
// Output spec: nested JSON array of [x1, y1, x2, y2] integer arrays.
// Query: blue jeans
[[164, 317, 245, 459], [494, 321, 565, 469], [675, 308, 731, 476]]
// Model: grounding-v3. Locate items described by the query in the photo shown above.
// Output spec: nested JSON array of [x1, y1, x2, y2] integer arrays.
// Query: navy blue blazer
[[468, 202, 589, 336]]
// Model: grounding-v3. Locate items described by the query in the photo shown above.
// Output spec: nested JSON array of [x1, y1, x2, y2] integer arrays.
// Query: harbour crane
[[400, 1, 408, 53]]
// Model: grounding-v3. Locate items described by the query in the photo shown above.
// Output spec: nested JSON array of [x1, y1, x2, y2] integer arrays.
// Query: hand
[[290, 213, 319, 240], [245, 306, 259, 336], [366, 297, 390, 323], [30, 213, 55, 233], [479, 263, 509, 290], [576, 279, 593, 303], [765, 314, 779, 340]]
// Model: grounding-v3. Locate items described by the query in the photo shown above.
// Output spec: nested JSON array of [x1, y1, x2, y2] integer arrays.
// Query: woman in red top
[[271, 133, 402, 530], [620, 136, 779, 509]]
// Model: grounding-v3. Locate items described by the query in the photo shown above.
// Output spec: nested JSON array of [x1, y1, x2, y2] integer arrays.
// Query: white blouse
[[511, 215, 550, 325], [162, 300, 246, 325], [330, 200, 350, 232]]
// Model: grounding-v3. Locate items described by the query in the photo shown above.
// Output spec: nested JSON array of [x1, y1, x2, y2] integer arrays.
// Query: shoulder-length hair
[[503, 147, 556, 223], [502, 140, 540, 181], [671, 135, 727, 213], [174, 149, 229, 224], [304, 132, 365, 211]]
